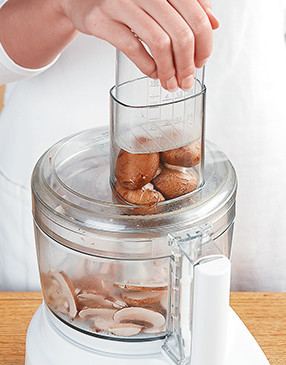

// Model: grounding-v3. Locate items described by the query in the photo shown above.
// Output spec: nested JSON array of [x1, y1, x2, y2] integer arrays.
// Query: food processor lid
[[32, 128, 237, 238]]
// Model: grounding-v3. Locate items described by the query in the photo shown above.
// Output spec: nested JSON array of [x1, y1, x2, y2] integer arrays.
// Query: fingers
[[139, 0, 195, 90], [63, 0, 218, 91], [168, 0, 213, 69], [95, 0, 213, 90], [197, 0, 220, 29], [137, 0, 214, 87], [115, 2, 177, 90]]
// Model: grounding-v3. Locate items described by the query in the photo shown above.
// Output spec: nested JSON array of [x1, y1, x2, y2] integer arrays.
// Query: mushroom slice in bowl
[[120, 290, 163, 306], [48, 269, 78, 318], [114, 307, 165, 330], [108, 323, 143, 337]]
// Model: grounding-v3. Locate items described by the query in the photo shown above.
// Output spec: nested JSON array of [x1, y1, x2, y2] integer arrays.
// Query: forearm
[[0, 0, 78, 69]]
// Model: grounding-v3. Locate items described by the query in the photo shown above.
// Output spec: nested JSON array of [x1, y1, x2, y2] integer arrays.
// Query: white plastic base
[[25, 304, 269, 365]]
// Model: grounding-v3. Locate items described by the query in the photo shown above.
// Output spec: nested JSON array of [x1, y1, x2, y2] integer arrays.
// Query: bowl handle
[[162, 228, 231, 365]]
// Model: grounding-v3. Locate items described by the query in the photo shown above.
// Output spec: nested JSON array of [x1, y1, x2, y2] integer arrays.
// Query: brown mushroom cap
[[115, 149, 160, 190], [152, 167, 198, 199], [160, 141, 201, 167], [114, 181, 165, 206], [114, 307, 165, 329]]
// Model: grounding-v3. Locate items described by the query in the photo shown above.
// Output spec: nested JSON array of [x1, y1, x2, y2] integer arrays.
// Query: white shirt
[[0, 32, 116, 290], [0, 0, 286, 291]]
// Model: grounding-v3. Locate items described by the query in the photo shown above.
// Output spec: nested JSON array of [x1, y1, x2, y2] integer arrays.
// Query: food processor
[[25, 52, 269, 365]]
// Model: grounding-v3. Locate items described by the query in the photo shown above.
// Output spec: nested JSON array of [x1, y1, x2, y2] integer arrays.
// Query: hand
[[60, 0, 219, 91]]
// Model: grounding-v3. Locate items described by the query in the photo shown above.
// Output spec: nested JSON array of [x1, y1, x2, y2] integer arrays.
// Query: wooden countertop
[[0, 292, 285, 365]]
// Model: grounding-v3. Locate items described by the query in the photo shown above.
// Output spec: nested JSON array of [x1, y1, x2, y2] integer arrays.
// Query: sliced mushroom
[[87, 308, 117, 331], [105, 295, 127, 309], [56, 301, 70, 316], [153, 167, 198, 199], [114, 181, 165, 206], [108, 323, 143, 337], [160, 141, 201, 167], [79, 307, 116, 321], [115, 149, 160, 190], [114, 307, 165, 329], [48, 270, 78, 318], [41, 272, 63, 305], [77, 293, 113, 309], [120, 291, 163, 306], [114, 282, 168, 292]]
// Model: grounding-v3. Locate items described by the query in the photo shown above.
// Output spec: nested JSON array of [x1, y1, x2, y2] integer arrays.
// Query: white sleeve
[[0, 43, 60, 85]]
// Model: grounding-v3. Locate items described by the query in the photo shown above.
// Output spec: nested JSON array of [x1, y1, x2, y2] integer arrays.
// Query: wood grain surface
[[0, 292, 285, 365]]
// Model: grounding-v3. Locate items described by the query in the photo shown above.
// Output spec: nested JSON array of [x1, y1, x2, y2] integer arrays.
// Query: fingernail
[[206, 7, 220, 29], [166, 76, 178, 92], [181, 75, 194, 91], [150, 70, 158, 79], [196, 58, 208, 68]]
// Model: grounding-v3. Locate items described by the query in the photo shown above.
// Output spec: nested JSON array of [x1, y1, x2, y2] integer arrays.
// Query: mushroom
[[48, 270, 78, 318], [55, 301, 70, 316], [160, 141, 201, 167], [41, 272, 63, 305], [114, 307, 165, 329], [79, 307, 116, 321], [114, 181, 165, 206], [93, 308, 118, 331], [108, 323, 143, 337], [153, 167, 198, 199], [113, 282, 168, 292], [115, 149, 160, 190], [77, 293, 113, 309], [145, 301, 167, 319], [154, 165, 163, 178], [120, 291, 163, 306], [105, 295, 127, 309]]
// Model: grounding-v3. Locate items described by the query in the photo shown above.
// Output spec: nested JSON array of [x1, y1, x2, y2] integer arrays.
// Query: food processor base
[[25, 304, 167, 365], [25, 304, 269, 365]]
